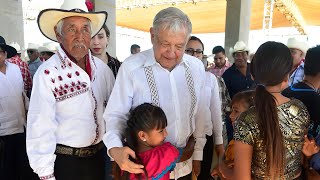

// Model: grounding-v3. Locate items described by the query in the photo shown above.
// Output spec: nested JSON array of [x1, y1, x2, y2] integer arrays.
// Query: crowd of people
[[0, 0, 319, 180]]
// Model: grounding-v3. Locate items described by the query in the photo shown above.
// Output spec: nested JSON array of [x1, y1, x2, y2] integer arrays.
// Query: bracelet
[[40, 174, 55, 180]]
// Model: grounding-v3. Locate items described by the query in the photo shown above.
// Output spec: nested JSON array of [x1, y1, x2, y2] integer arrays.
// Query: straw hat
[[230, 41, 249, 55], [37, 0, 108, 42], [287, 37, 309, 56], [0, 36, 17, 58]]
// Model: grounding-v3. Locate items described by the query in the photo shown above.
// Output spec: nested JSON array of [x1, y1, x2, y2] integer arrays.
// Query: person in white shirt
[[0, 36, 38, 179], [26, 1, 114, 180], [185, 36, 224, 179], [103, 7, 209, 179]]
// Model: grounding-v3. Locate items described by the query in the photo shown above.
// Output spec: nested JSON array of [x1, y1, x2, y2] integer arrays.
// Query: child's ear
[[138, 131, 147, 142]]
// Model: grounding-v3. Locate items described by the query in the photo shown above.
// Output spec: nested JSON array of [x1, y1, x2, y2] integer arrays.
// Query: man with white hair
[[287, 37, 309, 85], [26, 0, 114, 179], [104, 7, 209, 179], [27, 43, 42, 77]]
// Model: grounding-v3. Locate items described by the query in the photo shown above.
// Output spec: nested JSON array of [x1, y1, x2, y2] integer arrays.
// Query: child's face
[[230, 101, 248, 126], [145, 128, 168, 147]]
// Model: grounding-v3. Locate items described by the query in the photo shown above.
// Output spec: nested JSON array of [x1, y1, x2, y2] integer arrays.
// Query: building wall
[[0, 0, 24, 48]]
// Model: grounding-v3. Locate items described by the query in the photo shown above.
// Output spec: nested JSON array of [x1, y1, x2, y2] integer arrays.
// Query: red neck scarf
[[61, 45, 92, 80]]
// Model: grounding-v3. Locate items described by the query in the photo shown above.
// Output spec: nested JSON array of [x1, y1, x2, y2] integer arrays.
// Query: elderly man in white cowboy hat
[[26, 0, 115, 180], [287, 37, 309, 86], [222, 41, 255, 99], [27, 43, 43, 78]]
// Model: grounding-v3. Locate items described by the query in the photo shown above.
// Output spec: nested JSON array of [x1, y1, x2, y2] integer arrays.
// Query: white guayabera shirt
[[103, 49, 210, 179], [0, 61, 28, 136]]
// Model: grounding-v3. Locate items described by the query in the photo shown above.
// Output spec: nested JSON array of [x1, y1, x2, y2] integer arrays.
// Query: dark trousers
[[170, 172, 192, 180], [54, 148, 105, 180], [103, 147, 112, 180], [198, 135, 214, 180], [0, 133, 39, 180]]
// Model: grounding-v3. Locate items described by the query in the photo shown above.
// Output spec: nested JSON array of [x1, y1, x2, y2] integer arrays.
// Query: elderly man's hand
[[179, 136, 196, 162], [109, 147, 144, 174]]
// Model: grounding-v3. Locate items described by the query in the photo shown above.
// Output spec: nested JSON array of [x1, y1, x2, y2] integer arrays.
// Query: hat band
[[69, 8, 86, 13]]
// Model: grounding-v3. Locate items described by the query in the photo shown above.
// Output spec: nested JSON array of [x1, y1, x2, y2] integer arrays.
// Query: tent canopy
[[116, 0, 320, 33]]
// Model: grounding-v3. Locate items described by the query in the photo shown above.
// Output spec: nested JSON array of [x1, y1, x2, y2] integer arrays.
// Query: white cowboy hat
[[39, 42, 58, 53], [27, 43, 40, 50], [229, 41, 249, 56], [287, 37, 309, 56], [37, 0, 108, 42], [10, 42, 23, 53]]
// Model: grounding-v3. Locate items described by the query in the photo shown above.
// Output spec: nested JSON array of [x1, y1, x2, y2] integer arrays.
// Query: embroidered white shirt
[[0, 61, 28, 136], [26, 46, 115, 177], [103, 49, 209, 179]]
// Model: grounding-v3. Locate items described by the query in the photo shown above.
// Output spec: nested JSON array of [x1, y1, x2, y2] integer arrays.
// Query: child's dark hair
[[117, 103, 167, 180], [231, 90, 255, 108], [251, 41, 292, 177]]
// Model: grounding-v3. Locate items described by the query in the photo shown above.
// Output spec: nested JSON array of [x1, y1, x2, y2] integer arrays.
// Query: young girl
[[119, 103, 182, 180], [211, 90, 255, 179], [233, 41, 310, 180]]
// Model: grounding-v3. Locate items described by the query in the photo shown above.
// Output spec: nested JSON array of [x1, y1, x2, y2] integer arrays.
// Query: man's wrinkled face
[[56, 16, 91, 61], [150, 27, 188, 71]]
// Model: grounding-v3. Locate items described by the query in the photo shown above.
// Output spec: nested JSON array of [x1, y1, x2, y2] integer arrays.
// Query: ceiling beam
[[274, 0, 307, 35]]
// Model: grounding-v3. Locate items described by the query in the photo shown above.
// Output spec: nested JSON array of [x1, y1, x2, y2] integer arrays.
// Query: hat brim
[[37, 9, 108, 42], [0, 44, 17, 58]]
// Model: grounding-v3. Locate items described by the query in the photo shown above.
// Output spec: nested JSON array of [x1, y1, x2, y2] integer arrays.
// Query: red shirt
[[7, 55, 33, 92]]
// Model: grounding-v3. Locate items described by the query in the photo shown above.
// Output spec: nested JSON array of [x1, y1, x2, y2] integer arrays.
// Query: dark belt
[[55, 141, 104, 157]]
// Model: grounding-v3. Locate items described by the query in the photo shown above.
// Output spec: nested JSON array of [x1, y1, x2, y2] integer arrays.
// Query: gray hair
[[55, 18, 93, 36], [152, 7, 192, 35]]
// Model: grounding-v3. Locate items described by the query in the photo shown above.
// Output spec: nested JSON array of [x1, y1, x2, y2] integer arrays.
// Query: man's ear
[[54, 26, 62, 43], [150, 27, 155, 45]]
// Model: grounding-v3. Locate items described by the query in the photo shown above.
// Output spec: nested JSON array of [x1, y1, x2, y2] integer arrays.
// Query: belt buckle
[[78, 148, 94, 157]]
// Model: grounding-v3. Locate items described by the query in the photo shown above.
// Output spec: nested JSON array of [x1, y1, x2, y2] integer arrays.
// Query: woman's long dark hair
[[251, 41, 293, 178], [116, 103, 167, 180]]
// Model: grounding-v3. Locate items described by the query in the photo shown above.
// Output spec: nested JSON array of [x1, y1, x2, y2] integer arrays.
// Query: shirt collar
[[57, 45, 96, 81]]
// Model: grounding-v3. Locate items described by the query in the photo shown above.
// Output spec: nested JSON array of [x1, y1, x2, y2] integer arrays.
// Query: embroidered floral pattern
[[44, 69, 50, 75], [52, 81, 89, 102], [39, 174, 54, 180], [91, 91, 99, 145]]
